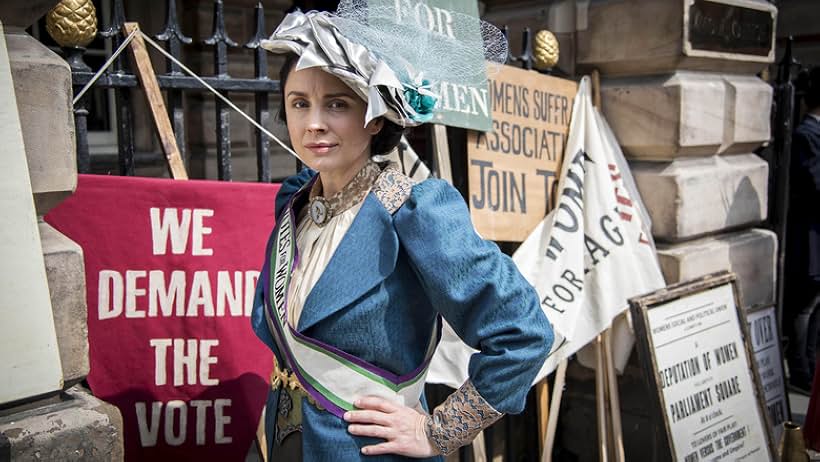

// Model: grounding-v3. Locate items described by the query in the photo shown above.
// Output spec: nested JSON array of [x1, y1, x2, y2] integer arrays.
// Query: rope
[[139, 32, 300, 161], [73, 28, 301, 162], [72, 27, 139, 105]]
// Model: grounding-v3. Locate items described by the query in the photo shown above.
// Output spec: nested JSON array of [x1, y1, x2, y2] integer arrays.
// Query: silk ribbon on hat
[[261, 1, 508, 127]]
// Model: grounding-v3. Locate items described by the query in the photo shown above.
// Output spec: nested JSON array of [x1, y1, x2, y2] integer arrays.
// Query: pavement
[[791, 389, 809, 426], [243, 388, 816, 461]]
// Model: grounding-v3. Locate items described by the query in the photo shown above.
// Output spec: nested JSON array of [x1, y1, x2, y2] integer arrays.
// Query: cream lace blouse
[[286, 198, 366, 328]]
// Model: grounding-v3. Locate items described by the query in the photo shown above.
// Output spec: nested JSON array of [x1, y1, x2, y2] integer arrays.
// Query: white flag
[[428, 77, 666, 387]]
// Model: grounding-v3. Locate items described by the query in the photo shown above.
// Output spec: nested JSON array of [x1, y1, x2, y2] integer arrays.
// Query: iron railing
[[53, 1, 558, 459], [67, 0, 280, 181], [63, 0, 555, 185]]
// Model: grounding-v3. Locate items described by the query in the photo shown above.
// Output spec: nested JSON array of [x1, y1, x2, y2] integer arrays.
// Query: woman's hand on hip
[[344, 396, 439, 458]]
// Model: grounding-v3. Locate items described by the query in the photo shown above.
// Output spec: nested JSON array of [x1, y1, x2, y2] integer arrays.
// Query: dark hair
[[277, 53, 405, 156], [805, 67, 820, 111]]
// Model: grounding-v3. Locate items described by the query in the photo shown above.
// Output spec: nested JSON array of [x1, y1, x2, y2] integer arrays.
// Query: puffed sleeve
[[393, 178, 553, 414]]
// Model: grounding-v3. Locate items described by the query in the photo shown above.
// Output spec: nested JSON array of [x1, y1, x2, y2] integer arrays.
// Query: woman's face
[[284, 66, 383, 177]]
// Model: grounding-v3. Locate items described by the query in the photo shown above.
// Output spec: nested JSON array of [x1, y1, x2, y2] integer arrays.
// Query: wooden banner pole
[[591, 69, 602, 110], [431, 124, 452, 183], [536, 378, 550, 457], [603, 329, 626, 462], [122, 22, 188, 180], [542, 359, 568, 462], [471, 430, 487, 462], [256, 407, 268, 462], [595, 334, 610, 462], [589, 69, 612, 462]]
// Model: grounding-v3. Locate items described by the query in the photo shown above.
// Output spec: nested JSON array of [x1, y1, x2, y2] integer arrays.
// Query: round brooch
[[308, 196, 331, 227]]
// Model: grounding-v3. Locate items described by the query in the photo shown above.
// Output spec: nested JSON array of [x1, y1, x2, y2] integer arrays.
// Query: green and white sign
[[372, 0, 493, 131]]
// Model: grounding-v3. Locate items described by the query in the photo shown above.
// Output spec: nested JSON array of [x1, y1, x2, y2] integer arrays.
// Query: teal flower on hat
[[404, 79, 437, 123]]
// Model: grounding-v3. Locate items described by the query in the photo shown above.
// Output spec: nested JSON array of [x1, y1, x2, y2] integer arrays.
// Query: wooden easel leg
[[122, 22, 188, 180]]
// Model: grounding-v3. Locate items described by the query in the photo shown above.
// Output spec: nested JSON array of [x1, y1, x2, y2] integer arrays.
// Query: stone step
[[656, 228, 776, 310], [601, 72, 772, 160], [576, 0, 776, 76], [631, 154, 769, 242], [40, 222, 89, 387], [0, 386, 123, 461]]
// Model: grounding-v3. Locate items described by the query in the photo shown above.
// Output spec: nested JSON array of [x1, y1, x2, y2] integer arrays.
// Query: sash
[[262, 178, 439, 419]]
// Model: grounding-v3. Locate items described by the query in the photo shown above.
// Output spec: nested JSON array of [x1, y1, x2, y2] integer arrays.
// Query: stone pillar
[[0, 20, 63, 408], [558, 1, 777, 460], [0, 2, 123, 460]]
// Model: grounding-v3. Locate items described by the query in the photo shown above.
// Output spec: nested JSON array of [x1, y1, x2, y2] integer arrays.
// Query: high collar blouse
[[286, 162, 380, 328]]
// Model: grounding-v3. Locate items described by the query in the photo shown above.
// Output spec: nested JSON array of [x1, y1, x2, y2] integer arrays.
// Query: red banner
[[46, 174, 280, 461], [807, 360, 820, 451]]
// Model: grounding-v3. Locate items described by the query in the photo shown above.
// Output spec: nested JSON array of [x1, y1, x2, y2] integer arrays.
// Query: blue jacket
[[788, 116, 820, 283], [251, 168, 553, 461]]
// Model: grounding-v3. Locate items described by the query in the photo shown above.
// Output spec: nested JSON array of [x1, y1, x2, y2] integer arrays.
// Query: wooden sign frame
[[628, 271, 777, 462], [746, 304, 791, 443], [465, 63, 577, 242]]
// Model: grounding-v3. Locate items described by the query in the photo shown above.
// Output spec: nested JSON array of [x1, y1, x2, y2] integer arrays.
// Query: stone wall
[[576, 0, 776, 309], [567, 1, 777, 460], [482, 1, 780, 458], [0, 2, 124, 460]]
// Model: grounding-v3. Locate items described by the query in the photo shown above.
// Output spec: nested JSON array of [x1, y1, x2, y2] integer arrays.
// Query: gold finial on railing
[[533, 30, 559, 71], [46, 0, 98, 48]]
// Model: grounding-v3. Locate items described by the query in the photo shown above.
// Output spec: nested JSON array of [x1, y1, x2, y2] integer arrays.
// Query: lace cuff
[[425, 380, 504, 456]]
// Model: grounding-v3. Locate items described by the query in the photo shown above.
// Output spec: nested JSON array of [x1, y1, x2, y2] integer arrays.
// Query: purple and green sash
[[262, 181, 439, 419]]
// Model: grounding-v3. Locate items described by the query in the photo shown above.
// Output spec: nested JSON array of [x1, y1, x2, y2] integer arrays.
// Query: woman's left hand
[[344, 396, 439, 458]]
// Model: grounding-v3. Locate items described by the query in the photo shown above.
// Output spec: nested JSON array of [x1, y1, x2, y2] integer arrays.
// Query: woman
[[252, 7, 554, 461]]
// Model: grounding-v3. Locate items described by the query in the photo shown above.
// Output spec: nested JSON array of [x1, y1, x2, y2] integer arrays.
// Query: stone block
[[601, 72, 772, 159], [40, 222, 89, 387], [0, 1, 60, 29], [656, 229, 776, 310], [576, 0, 776, 76], [7, 31, 76, 215], [632, 154, 768, 242], [481, 1, 576, 76], [728, 75, 773, 151], [0, 386, 123, 462]]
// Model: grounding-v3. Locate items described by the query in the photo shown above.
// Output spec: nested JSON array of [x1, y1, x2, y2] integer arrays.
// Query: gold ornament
[[778, 422, 809, 462], [269, 356, 322, 409], [46, 0, 98, 48], [533, 29, 559, 70]]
